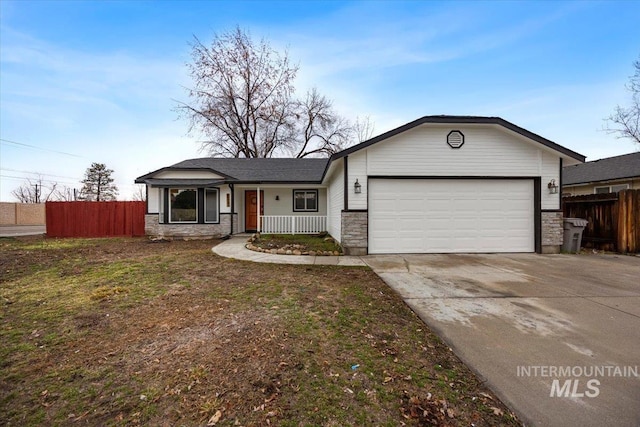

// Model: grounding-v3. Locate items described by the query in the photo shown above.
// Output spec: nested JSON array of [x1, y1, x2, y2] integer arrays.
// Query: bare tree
[[11, 176, 58, 203], [290, 88, 354, 158], [606, 57, 640, 144], [177, 27, 369, 158], [52, 186, 77, 201], [177, 28, 298, 158], [354, 115, 376, 142], [131, 184, 147, 201]]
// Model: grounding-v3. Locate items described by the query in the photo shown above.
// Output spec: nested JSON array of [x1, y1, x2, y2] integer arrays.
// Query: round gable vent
[[447, 130, 464, 149]]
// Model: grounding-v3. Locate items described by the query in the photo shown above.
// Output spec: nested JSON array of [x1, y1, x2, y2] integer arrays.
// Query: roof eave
[[134, 166, 235, 183], [563, 174, 640, 186], [231, 180, 325, 185]]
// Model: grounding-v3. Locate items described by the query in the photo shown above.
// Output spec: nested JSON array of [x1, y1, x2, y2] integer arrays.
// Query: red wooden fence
[[46, 201, 146, 238]]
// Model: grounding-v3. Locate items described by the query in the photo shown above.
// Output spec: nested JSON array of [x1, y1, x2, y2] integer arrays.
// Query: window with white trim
[[170, 188, 197, 222], [293, 190, 318, 212], [205, 188, 219, 223]]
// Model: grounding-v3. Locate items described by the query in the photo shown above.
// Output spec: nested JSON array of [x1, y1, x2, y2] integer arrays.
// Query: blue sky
[[1, 0, 639, 201]]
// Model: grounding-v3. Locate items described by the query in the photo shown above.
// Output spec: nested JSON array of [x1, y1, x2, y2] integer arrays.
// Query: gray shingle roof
[[136, 158, 329, 184], [563, 152, 640, 185]]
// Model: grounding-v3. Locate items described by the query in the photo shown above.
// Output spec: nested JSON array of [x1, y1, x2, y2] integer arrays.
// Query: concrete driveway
[[364, 253, 640, 427]]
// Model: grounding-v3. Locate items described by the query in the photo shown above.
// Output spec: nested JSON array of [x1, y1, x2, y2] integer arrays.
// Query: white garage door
[[369, 179, 535, 254]]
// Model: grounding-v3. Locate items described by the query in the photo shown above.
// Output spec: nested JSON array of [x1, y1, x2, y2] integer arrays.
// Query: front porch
[[142, 183, 329, 239], [238, 185, 328, 235]]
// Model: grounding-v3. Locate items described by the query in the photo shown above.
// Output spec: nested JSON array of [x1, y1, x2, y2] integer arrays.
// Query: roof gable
[[563, 152, 640, 185], [330, 115, 585, 162]]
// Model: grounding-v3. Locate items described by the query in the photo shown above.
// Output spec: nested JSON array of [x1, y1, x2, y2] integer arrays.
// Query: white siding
[[147, 186, 161, 213], [262, 188, 327, 216], [219, 185, 232, 213], [348, 151, 368, 210], [541, 151, 561, 210], [360, 123, 566, 211], [366, 124, 548, 177], [327, 160, 344, 243]]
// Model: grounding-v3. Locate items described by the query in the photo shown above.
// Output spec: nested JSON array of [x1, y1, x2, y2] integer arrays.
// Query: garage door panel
[[369, 179, 534, 254]]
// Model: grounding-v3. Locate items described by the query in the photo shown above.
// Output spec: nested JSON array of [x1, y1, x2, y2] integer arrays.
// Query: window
[[611, 184, 630, 193], [205, 188, 219, 223], [293, 190, 318, 212], [170, 188, 197, 222], [594, 184, 630, 194]]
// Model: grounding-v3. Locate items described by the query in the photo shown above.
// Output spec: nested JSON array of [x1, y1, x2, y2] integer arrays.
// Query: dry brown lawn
[[0, 236, 520, 426]]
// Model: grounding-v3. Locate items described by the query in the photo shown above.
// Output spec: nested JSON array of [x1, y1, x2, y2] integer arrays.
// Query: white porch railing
[[260, 215, 327, 234]]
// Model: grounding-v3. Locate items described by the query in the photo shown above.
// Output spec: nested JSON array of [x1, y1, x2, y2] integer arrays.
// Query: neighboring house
[[562, 152, 640, 196], [136, 115, 585, 254]]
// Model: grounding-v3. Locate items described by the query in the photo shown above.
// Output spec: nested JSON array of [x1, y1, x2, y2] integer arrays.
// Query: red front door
[[245, 190, 264, 232]]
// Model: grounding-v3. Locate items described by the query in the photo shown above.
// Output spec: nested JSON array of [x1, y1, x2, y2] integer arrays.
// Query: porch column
[[257, 186, 261, 232]]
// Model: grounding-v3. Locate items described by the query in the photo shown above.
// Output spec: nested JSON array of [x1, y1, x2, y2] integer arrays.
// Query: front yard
[[0, 237, 520, 426]]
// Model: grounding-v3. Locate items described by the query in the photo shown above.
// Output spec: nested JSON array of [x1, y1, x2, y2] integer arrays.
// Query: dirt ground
[[0, 236, 520, 426]]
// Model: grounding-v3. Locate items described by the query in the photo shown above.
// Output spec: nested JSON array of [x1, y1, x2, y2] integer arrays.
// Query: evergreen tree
[[80, 162, 118, 201]]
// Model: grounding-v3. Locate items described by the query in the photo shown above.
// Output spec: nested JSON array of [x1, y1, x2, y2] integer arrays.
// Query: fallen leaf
[[207, 410, 222, 425], [491, 407, 504, 416]]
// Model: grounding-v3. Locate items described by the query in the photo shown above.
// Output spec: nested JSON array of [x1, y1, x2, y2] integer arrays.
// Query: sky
[[1, 0, 639, 201]]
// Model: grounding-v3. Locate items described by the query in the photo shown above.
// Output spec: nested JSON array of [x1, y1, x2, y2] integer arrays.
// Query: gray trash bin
[[562, 218, 588, 253]]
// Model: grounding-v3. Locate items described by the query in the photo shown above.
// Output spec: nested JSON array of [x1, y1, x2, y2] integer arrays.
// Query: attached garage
[[368, 178, 535, 254], [324, 115, 586, 255]]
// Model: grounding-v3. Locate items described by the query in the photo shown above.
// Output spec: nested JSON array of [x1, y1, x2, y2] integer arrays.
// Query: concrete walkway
[[211, 235, 368, 266]]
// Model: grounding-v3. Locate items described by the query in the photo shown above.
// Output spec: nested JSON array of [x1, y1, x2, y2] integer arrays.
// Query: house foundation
[[541, 211, 563, 254], [341, 210, 368, 255], [144, 213, 238, 239]]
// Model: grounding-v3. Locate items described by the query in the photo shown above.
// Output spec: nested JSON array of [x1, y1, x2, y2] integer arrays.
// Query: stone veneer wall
[[144, 213, 238, 239], [541, 211, 563, 254], [341, 210, 368, 255]]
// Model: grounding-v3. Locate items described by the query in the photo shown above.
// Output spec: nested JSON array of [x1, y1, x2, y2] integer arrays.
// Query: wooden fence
[[562, 189, 640, 253], [46, 201, 146, 238]]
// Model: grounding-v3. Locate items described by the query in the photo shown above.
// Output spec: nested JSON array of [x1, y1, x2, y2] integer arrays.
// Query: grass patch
[[0, 236, 520, 426], [253, 233, 341, 253]]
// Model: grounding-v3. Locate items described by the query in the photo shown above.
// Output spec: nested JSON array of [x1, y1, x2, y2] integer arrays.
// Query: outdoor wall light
[[548, 179, 559, 194], [354, 179, 362, 194], [275, 195, 280, 201]]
